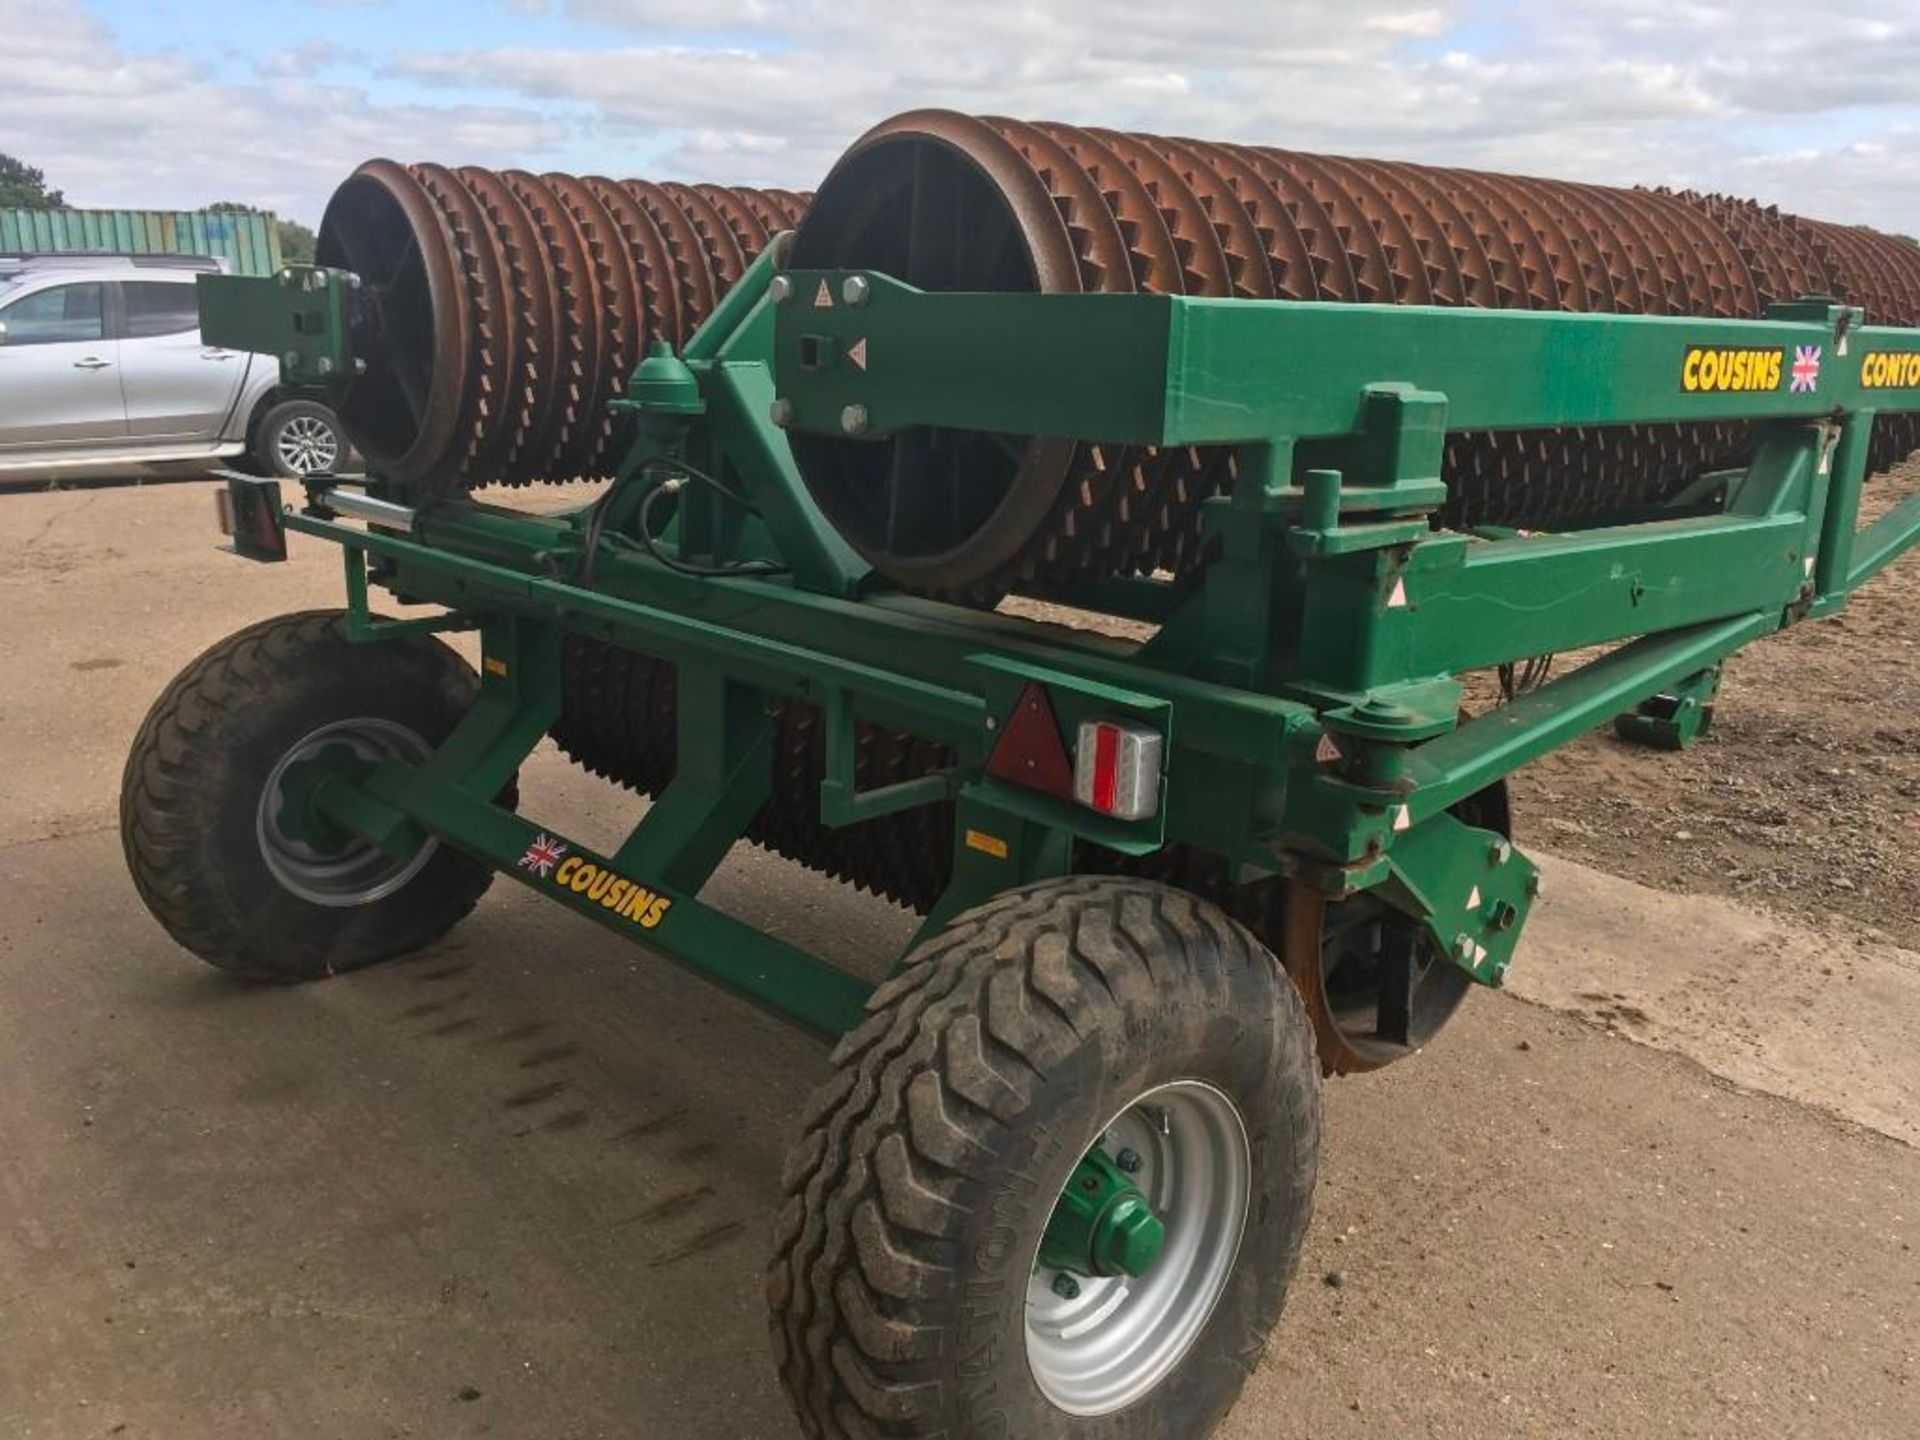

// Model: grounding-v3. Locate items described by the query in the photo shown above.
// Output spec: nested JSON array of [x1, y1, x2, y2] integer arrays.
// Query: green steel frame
[[195, 260, 1920, 1036]]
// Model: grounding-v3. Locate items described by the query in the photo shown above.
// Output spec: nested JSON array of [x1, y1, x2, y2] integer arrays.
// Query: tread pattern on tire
[[120, 609, 495, 979], [767, 876, 1321, 1439]]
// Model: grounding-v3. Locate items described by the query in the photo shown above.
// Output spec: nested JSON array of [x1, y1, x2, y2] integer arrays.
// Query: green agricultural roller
[[121, 113, 1920, 1440]]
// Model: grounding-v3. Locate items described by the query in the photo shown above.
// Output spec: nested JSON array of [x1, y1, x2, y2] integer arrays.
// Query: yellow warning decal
[[1861, 351, 1920, 390], [1681, 346, 1783, 393], [964, 829, 1009, 860], [483, 656, 509, 677]]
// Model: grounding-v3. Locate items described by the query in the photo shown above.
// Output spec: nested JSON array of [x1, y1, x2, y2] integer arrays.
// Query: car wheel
[[254, 399, 349, 478]]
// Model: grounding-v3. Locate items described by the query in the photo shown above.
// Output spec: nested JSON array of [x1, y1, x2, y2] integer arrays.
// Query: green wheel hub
[[1038, 1145, 1167, 1279]]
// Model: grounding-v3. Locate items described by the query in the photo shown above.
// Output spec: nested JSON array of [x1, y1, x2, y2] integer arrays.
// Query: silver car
[[0, 254, 348, 479]]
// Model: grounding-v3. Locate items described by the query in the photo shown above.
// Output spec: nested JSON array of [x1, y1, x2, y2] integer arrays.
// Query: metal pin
[[840, 404, 869, 436], [841, 274, 871, 307], [768, 275, 794, 306]]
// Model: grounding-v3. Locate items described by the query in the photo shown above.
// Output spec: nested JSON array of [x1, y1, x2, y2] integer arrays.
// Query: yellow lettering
[[1764, 350, 1781, 389], [555, 855, 580, 885], [1683, 349, 1702, 391], [640, 896, 672, 929], [570, 863, 598, 894], [605, 878, 631, 912]]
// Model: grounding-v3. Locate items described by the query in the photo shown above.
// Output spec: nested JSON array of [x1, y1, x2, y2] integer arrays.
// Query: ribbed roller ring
[[316, 162, 808, 494]]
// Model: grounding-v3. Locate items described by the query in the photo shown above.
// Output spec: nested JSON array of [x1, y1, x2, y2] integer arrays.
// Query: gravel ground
[[0, 479, 1915, 1440], [1498, 459, 1920, 946]]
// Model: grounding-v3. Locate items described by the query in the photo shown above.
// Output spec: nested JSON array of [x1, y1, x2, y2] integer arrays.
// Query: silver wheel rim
[[1025, 1080, 1252, 1416], [276, 414, 340, 475], [255, 718, 437, 907]]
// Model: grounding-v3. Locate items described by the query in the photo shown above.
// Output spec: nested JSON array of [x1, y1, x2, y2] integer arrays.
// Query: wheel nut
[[1116, 1148, 1143, 1175], [1052, 1273, 1081, 1300], [841, 274, 871, 307], [768, 275, 794, 306]]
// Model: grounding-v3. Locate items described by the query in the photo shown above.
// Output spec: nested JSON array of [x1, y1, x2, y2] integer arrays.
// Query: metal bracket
[[1376, 813, 1539, 987], [1614, 665, 1720, 750]]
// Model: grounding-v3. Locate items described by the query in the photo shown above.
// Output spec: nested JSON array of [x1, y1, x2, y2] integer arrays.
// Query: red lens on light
[[1091, 722, 1120, 814]]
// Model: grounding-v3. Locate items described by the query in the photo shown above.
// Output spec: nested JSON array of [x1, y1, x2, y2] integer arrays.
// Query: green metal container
[[0, 207, 282, 275]]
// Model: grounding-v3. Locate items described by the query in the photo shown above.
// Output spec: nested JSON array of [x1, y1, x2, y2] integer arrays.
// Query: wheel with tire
[[120, 610, 502, 980], [252, 398, 349, 478], [769, 877, 1321, 1440]]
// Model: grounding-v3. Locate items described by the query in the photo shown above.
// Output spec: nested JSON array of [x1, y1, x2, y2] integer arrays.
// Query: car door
[[116, 278, 246, 442], [0, 281, 126, 452]]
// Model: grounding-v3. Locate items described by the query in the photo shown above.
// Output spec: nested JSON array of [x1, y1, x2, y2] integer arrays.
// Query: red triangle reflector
[[986, 682, 1074, 799]]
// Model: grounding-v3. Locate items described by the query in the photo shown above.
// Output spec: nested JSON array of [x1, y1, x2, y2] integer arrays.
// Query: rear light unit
[[1073, 718, 1163, 821]]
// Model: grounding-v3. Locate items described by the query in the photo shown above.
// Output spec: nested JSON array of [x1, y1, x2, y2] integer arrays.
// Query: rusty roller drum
[[314, 162, 808, 494], [787, 110, 1920, 595]]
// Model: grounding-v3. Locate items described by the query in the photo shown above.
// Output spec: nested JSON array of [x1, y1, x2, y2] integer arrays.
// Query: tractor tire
[[252, 398, 349, 479], [120, 609, 501, 981], [769, 876, 1321, 1440]]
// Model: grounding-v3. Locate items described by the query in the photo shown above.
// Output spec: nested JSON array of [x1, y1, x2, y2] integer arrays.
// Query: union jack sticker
[[518, 832, 568, 878], [1789, 344, 1823, 394]]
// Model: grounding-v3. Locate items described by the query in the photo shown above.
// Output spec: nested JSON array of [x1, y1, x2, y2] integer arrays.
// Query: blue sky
[[5, 0, 1917, 235]]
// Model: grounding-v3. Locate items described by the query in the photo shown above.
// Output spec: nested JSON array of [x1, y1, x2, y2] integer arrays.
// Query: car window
[[123, 280, 201, 339], [1, 282, 106, 345]]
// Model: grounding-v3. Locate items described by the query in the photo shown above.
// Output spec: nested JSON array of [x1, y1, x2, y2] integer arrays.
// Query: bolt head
[[1490, 839, 1513, 865], [768, 275, 795, 306], [1051, 1273, 1081, 1300], [1454, 934, 1475, 963], [1525, 872, 1543, 899], [768, 397, 795, 428], [1116, 1148, 1143, 1175], [841, 274, 871, 307], [840, 403, 869, 436]]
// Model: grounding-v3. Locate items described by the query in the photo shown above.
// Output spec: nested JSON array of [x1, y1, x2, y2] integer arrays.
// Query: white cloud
[[1367, 9, 1449, 37]]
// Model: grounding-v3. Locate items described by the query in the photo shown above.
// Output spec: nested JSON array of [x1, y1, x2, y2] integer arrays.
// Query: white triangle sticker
[[1315, 733, 1342, 765], [814, 278, 834, 309], [1387, 577, 1409, 609], [1467, 885, 1482, 910], [1392, 805, 1411, 833], [849, 336, 868, 371]]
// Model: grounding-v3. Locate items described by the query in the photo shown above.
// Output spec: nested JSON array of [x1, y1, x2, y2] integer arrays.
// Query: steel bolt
[[769, 397, 795, 428], [1525, 872, 1544, 899], [840, 404, 869, 435], [1489, 839, 1512, 865], [1454, 934, 1475, 964], [768, 275, 795, 306], [1116, 1148, 1143, 1175], [1051, 1273, 1081, 1300], [841, 274, 871, 307]]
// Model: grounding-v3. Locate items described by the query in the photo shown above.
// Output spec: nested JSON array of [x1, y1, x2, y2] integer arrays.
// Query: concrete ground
[[1, 482, 1915, 1439]]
